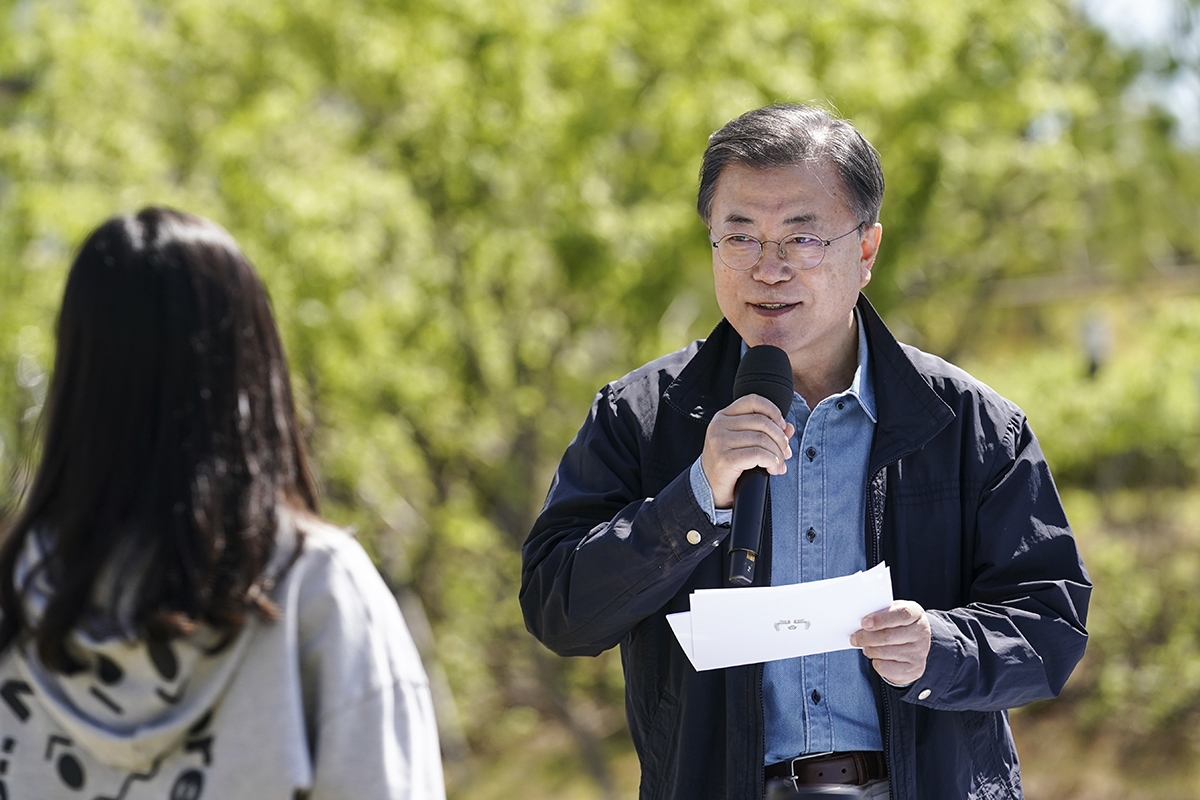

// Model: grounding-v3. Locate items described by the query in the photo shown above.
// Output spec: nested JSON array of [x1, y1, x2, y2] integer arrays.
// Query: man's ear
[[859, 223, 882, 288]]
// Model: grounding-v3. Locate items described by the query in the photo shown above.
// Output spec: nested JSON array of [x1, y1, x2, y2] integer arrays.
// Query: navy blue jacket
[[520, 295, 1091, 800]]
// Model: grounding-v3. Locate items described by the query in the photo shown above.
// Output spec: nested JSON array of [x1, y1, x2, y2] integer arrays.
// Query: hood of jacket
[[10, 520, 299, 773]]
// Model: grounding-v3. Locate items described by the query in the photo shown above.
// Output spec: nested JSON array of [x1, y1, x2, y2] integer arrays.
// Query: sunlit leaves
[[3, 0, 1200, 787]]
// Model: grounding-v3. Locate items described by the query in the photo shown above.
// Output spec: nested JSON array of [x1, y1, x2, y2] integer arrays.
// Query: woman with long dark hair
[[0, 208, 445, 799]]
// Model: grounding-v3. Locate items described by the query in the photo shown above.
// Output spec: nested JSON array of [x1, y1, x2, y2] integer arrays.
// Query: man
[[520, 104, 1090, 800]]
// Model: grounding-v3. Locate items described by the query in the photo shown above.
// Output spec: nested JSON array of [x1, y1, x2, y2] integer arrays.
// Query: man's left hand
[[849, 600, 931, 686]]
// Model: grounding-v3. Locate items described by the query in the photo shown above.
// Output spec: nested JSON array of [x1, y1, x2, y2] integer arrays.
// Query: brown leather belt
[[764, 751, 887, 787]]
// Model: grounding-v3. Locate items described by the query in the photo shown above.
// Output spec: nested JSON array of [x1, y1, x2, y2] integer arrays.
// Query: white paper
[[666, 563, 893, 671]]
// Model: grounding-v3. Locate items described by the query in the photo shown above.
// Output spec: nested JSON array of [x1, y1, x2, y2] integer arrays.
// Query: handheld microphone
[[727, 345, 794, 586]]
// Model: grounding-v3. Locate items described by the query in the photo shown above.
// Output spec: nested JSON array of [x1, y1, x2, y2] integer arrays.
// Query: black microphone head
[[733, 345, 794, 414]]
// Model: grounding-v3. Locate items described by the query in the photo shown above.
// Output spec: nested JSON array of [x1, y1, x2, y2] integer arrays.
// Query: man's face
[[708, 161, 881, 377]]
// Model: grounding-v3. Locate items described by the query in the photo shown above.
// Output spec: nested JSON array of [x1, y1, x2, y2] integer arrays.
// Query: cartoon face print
[[45, 735, 86, 790], [0, 681, 32, 723], [86, 710, 215, 800], [0, 680, 33, 800], [0, 735, 16, 800], [2, 665, 216, 800], [148, 641, 183, 705], [169, 769, 203, 800], [32, 735, 208, 800], [182, 711, 214, 767], [89, 655, 124, 715], [86, 639, 185, 718], [1, 679, 98, 794]]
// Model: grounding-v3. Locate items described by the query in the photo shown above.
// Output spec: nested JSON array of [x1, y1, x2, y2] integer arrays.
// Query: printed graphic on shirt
[[0, 680, 32, 722], [0, 647, 217, 800], [1, 734, 16, 800], [88, 640, 185, 716]]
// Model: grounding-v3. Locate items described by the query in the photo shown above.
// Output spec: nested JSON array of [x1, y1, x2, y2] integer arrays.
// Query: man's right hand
[[700, 394, 795, 509]]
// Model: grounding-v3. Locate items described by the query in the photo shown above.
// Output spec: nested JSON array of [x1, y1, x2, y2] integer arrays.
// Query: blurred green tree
[[2, 0, 1199, 795]]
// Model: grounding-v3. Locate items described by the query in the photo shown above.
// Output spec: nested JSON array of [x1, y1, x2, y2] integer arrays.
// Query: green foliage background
[[3, 0, 1200, 796]]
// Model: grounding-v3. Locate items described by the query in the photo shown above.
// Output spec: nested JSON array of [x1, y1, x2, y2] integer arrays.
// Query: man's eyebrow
[[720, 212, 819, 226], [722, 213, 755, 225], [784, 213, 818, 226]]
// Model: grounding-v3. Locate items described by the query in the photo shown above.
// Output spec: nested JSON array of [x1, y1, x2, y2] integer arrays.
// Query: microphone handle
[[728, 467, 769, 586]]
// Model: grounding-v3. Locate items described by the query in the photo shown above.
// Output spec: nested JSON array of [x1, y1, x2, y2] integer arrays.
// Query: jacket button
[[918, 689, 931, 700], [686, 530, 702, 545]]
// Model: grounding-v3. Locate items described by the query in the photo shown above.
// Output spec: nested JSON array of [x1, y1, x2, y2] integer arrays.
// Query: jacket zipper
[[867, 464, 897, 800], [757, 666, 766, 800], [755, 490, 771, 800]]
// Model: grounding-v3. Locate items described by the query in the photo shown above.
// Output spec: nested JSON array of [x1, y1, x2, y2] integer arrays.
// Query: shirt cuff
[[689, 458, 732, 527], [880, 676, 914, 689]]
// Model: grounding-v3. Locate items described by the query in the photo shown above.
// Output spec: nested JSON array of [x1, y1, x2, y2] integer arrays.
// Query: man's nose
[[752, 242, 792, 282]]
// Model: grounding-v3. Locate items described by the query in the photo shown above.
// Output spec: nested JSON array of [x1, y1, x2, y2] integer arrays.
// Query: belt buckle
[[785, 751, 835, 789]]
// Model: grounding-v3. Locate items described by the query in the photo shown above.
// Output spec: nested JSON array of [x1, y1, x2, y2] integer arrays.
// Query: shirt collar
[[847, 307, 877, 423]]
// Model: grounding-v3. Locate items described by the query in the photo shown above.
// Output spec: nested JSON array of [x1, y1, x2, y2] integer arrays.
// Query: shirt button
[[806, 528, 817, 542], [806, 447, 817, 461], [836, 401, 845, 410], [686, 530, 702, 546], [918, 689, 931, 700], [811, 690, 821, 704]]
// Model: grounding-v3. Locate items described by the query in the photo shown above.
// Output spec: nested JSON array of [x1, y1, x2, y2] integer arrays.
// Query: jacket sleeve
[[520, 383, 728, 657], [902, 414, 1091, 712]]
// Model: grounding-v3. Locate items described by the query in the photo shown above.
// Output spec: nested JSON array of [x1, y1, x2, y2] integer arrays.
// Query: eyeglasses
[[710, 224, 864, 271]]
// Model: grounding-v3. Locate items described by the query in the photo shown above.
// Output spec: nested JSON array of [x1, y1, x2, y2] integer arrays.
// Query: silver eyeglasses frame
[[710, 223, 865, 272]]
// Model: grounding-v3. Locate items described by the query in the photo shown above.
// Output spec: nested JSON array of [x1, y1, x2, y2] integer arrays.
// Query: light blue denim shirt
[[689, 310, 883, 762]]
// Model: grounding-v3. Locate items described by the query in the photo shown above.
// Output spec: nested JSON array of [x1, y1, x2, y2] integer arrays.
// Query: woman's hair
[[0, 207, 318, 672]]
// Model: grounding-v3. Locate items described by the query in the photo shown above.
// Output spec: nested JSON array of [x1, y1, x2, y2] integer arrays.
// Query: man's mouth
[[753, 302, 795, 310]]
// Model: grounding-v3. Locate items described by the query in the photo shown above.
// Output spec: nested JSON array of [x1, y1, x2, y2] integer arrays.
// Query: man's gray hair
[[697, 104, 885, 227]]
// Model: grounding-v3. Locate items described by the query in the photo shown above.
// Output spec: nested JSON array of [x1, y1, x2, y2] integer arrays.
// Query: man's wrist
[[689, 458, 732, 527]]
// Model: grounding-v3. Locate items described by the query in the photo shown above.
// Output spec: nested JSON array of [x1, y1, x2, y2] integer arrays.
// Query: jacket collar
[[660, 294, 954, 467], [661, 317, 742, 424], [856, 294, 954, 472]]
